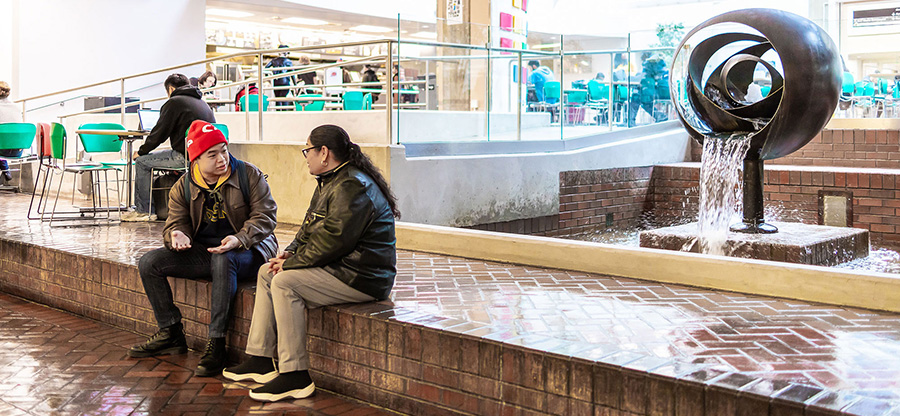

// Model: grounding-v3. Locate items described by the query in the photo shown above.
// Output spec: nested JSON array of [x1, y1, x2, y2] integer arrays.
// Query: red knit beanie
[[186, 120, 227, 162]]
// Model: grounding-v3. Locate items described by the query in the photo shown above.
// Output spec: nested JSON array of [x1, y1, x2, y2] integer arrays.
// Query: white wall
[[0, 0, 12, 88], [10, 0, 207, 120]]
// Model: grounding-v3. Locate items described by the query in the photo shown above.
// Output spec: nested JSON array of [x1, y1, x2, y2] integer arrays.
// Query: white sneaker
[[121, 212, 151, 222]]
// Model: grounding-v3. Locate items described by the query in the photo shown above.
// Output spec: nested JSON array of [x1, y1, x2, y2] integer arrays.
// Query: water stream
[[697, 133, 752, 255]]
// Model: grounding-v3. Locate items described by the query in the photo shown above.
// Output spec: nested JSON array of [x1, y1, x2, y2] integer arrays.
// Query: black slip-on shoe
[[249, 371, 315, 402], [223, 355, 278, 384]]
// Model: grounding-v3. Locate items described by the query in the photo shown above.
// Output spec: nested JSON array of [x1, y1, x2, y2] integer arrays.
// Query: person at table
[[296, 55, 316, 95], [199, 71, 222, 110], [223, 124, 399, 402], [361, 65, 380, 101], [124, 73, 215, 221], [129, 120, 277, 377], [233, 71, 259, 112], [0, 81, 23, 183], [265, 45, 295, 100], [527, 60, 555, 102]]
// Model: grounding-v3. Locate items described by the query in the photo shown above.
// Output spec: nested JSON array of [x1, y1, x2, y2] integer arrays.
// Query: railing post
[[258, 53, 264, 142], [517, 51, 522, 141], [609, 52, 615, 131], [386, 41, 394, 145], [559, 35, 564, 140], [120, 78, 126, 126], [486, 37, 492, 140]]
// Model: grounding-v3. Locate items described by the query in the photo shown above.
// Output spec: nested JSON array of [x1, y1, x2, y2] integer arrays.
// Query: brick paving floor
[[0, 290, 395, 416], [4, 193, 900, 414]]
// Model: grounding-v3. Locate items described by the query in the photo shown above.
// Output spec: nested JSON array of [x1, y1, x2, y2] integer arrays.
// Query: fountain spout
[[731, 158, 777, 234]]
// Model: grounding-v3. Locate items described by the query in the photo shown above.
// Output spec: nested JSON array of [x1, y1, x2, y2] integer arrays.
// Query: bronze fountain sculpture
[[670, 8, 842, 233]]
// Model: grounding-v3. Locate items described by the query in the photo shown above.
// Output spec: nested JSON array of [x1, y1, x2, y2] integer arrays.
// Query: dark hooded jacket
[[137, 86, 215, 156]]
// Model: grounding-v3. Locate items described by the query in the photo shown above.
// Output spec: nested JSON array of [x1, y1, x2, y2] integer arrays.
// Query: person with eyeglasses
[[223, 124, 400, 402]]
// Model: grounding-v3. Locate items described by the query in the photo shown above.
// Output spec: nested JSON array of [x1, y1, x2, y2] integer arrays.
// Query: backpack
[[183, 159, 251, 206]]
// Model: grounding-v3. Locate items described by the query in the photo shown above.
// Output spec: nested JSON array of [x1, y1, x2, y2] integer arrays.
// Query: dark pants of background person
[[138, 245, 264, 338], [0, 149, 24, 180]]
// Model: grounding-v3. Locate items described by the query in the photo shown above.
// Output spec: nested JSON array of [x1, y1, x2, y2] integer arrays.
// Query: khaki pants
[[245, 265, 374, 372]]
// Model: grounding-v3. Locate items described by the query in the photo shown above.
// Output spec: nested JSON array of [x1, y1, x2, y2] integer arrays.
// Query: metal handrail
[[14, 39, 394, 104]]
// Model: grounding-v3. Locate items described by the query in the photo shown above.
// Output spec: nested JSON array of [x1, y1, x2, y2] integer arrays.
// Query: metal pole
[[559, 35, 564, 140], [486, 36, 492, 140], [120, 78, 126, 126], [517, 51, 522, 141], [425, 59, 430, 111], [386, 41, 394, 145], [609, 52, 615, 131], [258, 53, 264, 142]]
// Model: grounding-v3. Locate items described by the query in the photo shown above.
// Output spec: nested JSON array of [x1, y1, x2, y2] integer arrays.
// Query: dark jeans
[[138, 245, 264, 338], [0, 149, 24, 175]]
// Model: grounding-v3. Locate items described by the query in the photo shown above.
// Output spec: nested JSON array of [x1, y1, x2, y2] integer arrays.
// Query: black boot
[[195, 337, 227, 377], [2, 171, 11, 182], [128, 323, 187, 358]]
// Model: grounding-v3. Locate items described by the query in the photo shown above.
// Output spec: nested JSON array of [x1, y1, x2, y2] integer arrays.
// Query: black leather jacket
[[283, 163, 396, 300]]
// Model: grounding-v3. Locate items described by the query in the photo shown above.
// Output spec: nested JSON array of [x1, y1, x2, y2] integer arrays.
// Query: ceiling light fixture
[[349, 25, 394, 33], [282, 17, 328, 25], [206, 8, 254, 18], [410, 31, 437, 39]]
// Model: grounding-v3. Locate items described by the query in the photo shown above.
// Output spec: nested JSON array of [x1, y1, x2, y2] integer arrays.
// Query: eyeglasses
[[301, 145, 320, 158]]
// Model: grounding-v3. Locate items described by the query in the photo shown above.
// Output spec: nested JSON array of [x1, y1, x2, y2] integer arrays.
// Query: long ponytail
[[309, 125, 401, 218]]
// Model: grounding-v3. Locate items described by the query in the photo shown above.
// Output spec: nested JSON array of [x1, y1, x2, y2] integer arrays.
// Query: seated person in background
[[265, 45, 295, 99], [125, 74, 215, 221], [527, 60, 555, 102], [0, 81, 23, 182], [129, 121, 277, 377], [223, 125, 399, 402], [199, 71, 222, 110], [361, 65, 380, 101], [296, 55, 316, 95]]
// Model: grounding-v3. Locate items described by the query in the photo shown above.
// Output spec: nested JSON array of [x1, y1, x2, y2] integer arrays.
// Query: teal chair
[[543, 81, 561, 105], [239, 94, 269, 112], [342, 91, 365, 110], [184, 123, 230, 141], [363, 93, 373, 110], [43, 123, 123, 225], [566, 89, 587, 104], [295, 94, 325, 111], [0, 122, 37, 192], [842, 72, 855, 95], [585, 80, 610, 125], [760, 85, 772, 97]]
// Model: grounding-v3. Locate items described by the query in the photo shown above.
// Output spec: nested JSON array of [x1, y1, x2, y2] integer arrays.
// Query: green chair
[[42, 123, 122, 226], [239, 94, 269, 112], [566, 89, 588, 104], [0, 122, 37, 193], [543, 81, 561, 105], [585, 80, 610, 125], [295, 94, 325, 111], [842, 72, 855, 96], [342, 91, 365, 110]]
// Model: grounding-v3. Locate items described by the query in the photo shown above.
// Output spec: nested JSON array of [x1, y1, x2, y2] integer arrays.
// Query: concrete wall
[[227, 142, 395, 225], [391, 127, 692, 226]]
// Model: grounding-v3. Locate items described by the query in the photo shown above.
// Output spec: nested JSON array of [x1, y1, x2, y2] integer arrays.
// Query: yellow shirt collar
[[191, 163, 231, 190]]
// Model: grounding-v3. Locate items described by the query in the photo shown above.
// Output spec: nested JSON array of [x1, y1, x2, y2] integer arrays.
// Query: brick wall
[[468, 167, 656, 237], [0, 240, 255, 357], [649, 163, 900, 244], [772, 129, 900, 169]]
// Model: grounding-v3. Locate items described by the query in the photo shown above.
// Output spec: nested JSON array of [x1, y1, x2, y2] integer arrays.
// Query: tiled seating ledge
[[2, 195, 900, 415]]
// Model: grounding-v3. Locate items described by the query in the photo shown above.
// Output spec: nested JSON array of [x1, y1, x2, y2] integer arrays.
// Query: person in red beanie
[[128, 120, 278, 378]]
